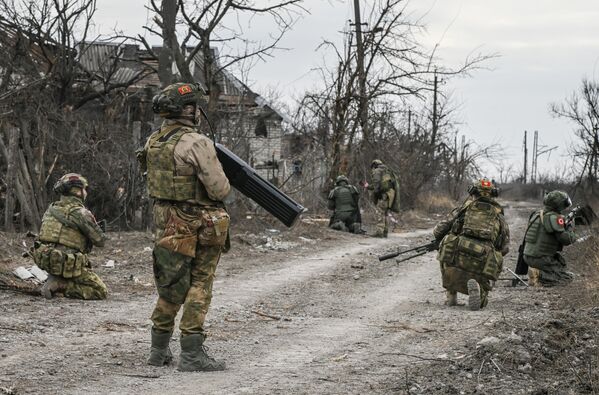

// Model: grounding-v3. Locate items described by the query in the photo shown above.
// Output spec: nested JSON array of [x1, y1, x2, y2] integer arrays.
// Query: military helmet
[[371, 159, 383, 169], [335, 175, 349, 185], [468, 178, 498, 198], [543, 190, 572, 212], [53, 173, 88, 195], [152, 82, 206, 118]]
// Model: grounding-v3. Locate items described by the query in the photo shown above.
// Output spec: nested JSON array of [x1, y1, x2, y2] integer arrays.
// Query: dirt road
[[1, 203, 597, 394]]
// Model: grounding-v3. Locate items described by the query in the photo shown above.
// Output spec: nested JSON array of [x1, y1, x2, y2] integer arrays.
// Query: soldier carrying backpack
[[368, 159, 400, 237], [433, 179, 510, 310]]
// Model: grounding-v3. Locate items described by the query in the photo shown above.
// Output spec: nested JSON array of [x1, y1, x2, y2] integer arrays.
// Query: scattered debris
[[103, 260, 115, 268]]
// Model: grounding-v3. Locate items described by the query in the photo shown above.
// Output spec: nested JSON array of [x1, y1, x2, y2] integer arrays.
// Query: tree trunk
[[3, 126, 19, 232]]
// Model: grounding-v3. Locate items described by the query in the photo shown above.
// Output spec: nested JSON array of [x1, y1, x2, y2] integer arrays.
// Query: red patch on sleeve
[[178, 85, 192, 95], [557, 217, 565, 226]]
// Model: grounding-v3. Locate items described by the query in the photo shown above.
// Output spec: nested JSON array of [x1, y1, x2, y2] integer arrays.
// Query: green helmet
[[467, 178, 498, 198], [543, 190, 572, 212], [371, 159, 383, 169], [53, 173, 88, 196], [152, 83, 206, 118], [335, 175, 349, 185]]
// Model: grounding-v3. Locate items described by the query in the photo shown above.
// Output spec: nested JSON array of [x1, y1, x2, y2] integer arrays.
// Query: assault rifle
[[378, 240, 439, 263]]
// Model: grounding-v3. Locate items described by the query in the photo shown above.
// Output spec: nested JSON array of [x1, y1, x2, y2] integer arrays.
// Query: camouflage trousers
[[63, 269, 107, 300], [441, 266, 491, 308], [330, 210, 361, 233], [374, 190, 395, 237], [151, 245, 222, 335], [524, 254, 573, 287]]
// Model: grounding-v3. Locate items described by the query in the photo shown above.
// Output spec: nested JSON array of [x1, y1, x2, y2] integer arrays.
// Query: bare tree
[[550, 78, 599, 193], [0, 0, 152, 231]]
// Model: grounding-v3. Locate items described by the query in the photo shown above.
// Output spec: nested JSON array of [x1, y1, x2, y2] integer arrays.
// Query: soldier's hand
[[97, 219, 107, 233]]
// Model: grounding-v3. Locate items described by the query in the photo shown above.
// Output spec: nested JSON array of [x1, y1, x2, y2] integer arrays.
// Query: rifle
[[378, 240, 439, 263]]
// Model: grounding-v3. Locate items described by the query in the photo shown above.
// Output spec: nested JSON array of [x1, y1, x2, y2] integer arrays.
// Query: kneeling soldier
[[434, 179, 510, 310], [33, 173, 108, 300]]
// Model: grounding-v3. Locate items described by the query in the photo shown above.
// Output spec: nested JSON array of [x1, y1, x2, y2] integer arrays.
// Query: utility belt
[[32, 242, 88, 278], [154, 199, 230, 257]]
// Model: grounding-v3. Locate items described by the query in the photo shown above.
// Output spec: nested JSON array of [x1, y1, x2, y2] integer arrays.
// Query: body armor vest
[[523, 210, 561, 257], [146, 125, 210, 203], [38, 197, 88, 252], [458, 200, 501, 243], [333, 186, 356, 212], [439, 198, 504, 281]]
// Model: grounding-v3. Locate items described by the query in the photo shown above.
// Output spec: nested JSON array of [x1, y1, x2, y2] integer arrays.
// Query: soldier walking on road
[[523, 190, 577, 286], [433, 179, 510, 310], [328, 175, 364, 233], [33, 173, 108, 300], [368, 159, 400, 237], [138, 83, 231, 371]]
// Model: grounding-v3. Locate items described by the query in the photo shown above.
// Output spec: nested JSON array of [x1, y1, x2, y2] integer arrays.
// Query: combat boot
[[178, 333, 226, 372], [445, 291, 458, 306], [467, 279, 481, 311], [147, 328, 173, 366], [40, 275, 67, 299]]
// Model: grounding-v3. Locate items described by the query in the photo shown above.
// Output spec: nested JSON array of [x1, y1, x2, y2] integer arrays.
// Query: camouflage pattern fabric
[[374, 189, 395, 237], [524, 254, 573, 286], [434, 196, 509, 305], [34, 195, 107, 300], [151, 245, 222, 335], [63, 268, 108, 300]]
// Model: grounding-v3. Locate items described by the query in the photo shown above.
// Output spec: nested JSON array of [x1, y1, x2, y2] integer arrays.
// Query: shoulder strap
[[48, 206, 80, 230]]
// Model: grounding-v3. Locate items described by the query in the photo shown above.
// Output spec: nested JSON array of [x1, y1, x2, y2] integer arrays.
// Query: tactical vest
[[38, 197, 88, 252], [523, 210, 561, 257], [334, 186, 356, 212], [439, 199, 504, 280], [146, 125, 210, 203]]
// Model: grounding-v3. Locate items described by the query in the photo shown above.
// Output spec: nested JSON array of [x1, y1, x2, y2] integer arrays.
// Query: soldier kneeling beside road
[[327, 175, 364, 234], [522, 190, 577, 286], [433, 179, 510, 310], [32, 173, 108, 300]]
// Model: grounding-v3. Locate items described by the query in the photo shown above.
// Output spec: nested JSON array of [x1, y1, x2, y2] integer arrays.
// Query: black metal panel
[[215, 143, 305, 227]]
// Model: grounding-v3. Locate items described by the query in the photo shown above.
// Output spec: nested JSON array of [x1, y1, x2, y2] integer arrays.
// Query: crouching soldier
[[523, 190, 577, 286], [328, 175, 363, 233], [434, 179, 509, 310], [32, 173, 108, 300]]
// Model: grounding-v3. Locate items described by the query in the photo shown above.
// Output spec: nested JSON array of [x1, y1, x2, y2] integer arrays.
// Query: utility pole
[[431, 70, 439, 160], [407, 109, 412, 137], [523, 130, 528, 184], [352, 0, 368, 144], [531, 130, 538, 184]]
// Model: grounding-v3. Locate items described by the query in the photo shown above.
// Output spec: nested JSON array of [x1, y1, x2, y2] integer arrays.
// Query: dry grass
[[413, 192, 457, 214]]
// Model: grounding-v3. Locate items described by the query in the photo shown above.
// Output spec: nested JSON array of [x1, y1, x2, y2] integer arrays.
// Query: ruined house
[[77, 42, 289, 184]]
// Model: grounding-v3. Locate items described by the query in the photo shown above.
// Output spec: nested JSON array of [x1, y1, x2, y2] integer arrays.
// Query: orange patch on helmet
[[178, 85, 192, 95], [481, 180, 492, 187]]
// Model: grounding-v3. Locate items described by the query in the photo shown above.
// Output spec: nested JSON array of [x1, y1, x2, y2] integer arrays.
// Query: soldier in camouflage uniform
[[434, 179, 509, 310], [368, 159, 399, 237], [138, 82, 231, 371], [523, 190, 577, 286], [33, 173, 108, 300], [327, 175, 363, 233]]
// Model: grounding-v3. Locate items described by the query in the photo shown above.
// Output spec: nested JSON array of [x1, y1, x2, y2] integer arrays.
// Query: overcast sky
[[93, 0, 599, 178]]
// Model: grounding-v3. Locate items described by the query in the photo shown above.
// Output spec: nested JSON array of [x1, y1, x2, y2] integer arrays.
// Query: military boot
[[445, 291, 458, 306], [467, 279, 481, 311], [178, 333, 226, 372], [40, 275, 67, 299], [147, 328, 173, 366]]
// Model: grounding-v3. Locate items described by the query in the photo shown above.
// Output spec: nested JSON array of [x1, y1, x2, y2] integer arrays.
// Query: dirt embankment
[[0, 202, 597, 395]]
